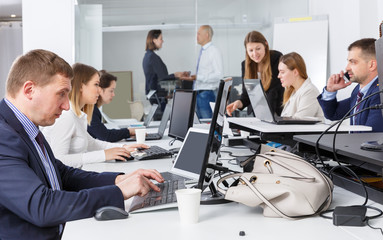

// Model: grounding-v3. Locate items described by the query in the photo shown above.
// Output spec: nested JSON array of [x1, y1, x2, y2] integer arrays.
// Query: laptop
[[128, 128, 209, 213], [99, 110, 143, 129], [143, 104, 158, 127], [245, 79, 320, 124], [125, 103, 171, 141]]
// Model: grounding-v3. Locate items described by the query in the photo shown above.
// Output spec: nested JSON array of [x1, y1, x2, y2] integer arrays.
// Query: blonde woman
[[278, 52, 324, 120], [41, 63, 147, 168]]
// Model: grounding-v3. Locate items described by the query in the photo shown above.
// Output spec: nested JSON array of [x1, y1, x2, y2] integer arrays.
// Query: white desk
[[62, 136, 383, 240], [227, 117, 372, 133]]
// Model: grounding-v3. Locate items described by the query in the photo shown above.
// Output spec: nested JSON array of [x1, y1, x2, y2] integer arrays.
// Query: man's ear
[[23, 80, 35, 100], [369, 59, 377, 71]]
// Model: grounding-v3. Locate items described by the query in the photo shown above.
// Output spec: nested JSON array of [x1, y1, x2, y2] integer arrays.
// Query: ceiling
[[0, 0, 234, 26], [0, 0, 22, 20]]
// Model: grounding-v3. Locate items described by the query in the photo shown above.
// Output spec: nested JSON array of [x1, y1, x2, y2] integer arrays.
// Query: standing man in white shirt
[[182, 25, 223, 118]]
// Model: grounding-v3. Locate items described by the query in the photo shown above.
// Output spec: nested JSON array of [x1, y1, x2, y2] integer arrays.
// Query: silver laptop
[[143, 104, 158, 127], [245, 79, 320, 124], [125, 103, 171, 141], [128, 128, 209, 213]]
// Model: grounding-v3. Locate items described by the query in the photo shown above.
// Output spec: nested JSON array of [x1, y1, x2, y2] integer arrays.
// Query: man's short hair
[[6, 49, 73, 98], [348, 38, 376, 60], [201, 25, 214, 41]]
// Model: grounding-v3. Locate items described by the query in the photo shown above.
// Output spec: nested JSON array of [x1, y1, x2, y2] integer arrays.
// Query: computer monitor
[[197, 78, 232, 203], [360, 36, 383, 150], [168, 89, 197, 141]]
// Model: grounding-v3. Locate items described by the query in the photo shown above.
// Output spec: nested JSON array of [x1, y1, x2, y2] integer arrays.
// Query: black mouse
[[94, 206, 129, 221], [116, 155, 134, 162]]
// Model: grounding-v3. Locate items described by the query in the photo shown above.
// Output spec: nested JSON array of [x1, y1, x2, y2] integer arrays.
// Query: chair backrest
[[128, 101, 144, 121]]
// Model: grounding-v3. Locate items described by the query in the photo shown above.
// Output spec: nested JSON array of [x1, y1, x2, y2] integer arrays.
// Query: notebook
[[245, 79, 320, 125], [125, 103, 171, 141], [143, 104, 158, 127], [99, 110, 143, 129], [128, 128, 209, 213]]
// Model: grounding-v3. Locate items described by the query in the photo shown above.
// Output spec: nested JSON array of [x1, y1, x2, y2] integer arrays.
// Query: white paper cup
[[175, 188, 202, 224], [135, 128, 146, 144]]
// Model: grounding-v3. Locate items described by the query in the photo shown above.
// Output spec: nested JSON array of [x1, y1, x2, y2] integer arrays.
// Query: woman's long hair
[[244, 31, 272, 91], [70, 63, 99, 124], [279, 52, 308, 105]]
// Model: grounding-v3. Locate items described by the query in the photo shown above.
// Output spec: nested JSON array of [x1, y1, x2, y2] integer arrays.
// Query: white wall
[[0, 22, 22, 98], [23, 0, 75, 64], [102, 0, 309, 102], [75, 4, 103, 69], [309, 0, 383, 100]]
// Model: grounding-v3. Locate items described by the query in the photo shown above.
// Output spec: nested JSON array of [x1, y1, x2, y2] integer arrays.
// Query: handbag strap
[[257, 153, 315, 181]]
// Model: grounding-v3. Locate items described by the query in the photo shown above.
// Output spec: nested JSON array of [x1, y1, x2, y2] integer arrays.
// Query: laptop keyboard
[[131, 145, 173, 160], [160, 171, 192, 182], [128, 180, 186, 213]]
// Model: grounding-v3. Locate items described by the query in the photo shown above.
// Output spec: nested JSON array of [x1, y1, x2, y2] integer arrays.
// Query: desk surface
[[294, 133, 383, 168], [228, 117, 372, 133], [62, 130, 383, 240]]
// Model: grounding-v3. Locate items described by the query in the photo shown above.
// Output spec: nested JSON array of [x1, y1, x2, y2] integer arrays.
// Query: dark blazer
[[239, 50, 284, 116], [143, 50, 175, 95], [317, 78, 383, 132], [0, 99, 124, 240], [88, 106, 130, 142]]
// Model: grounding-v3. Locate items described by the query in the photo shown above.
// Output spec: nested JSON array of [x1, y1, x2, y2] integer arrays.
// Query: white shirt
[[281, 78, 324, 121], [40, 103, 123, 168], [194, 41, 224, 91]]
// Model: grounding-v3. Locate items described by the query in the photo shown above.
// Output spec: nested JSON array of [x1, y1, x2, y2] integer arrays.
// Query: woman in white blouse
[[41, 63, 147, 168], [278, 52, 324, 120]]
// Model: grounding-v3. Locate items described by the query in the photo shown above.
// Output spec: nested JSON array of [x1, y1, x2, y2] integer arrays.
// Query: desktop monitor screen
[[197, 78, 232, 190], [168, 90, 197, 141]]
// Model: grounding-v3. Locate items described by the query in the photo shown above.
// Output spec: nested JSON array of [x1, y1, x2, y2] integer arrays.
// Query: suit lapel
[[354, 78, 379, 125], [0, 99, 55, 188]]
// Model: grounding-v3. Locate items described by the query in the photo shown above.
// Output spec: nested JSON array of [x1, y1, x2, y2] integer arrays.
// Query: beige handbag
[[217, 145, 334, 219]]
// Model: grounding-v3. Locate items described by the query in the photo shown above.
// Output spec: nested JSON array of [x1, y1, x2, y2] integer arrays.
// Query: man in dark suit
[[317, 38, 383, 132], [0, 49, 164, 239]]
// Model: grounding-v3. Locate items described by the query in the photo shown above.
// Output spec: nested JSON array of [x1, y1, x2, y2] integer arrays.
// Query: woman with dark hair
[[87, 70, 135, 142], [278, 52, 324, 120], [143, 29, 189, 111], [226, 31, 284, 116]]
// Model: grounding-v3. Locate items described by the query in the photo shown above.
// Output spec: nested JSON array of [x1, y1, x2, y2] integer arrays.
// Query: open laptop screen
[[171, 128, 209, 180], [143, 104, 158, 127], [244, 79, 275, 122]]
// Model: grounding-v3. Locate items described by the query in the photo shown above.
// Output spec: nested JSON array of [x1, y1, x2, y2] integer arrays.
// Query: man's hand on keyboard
[[123, 143, 150, 153], [116, 169, 164, 200]]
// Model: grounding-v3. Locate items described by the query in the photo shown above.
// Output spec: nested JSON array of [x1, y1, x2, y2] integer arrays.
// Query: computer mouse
[[94, 206, 129, 221], [116, 155, 134, 161]]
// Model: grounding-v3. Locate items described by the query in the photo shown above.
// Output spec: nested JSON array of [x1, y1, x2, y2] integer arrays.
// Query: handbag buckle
[[249, 176, 257, 183], [264, 160, 271, 167], [264, 159, 273, 173]]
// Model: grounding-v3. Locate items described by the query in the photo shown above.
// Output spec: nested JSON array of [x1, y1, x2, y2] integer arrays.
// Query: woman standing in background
[[143, 29, 189, 112]]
